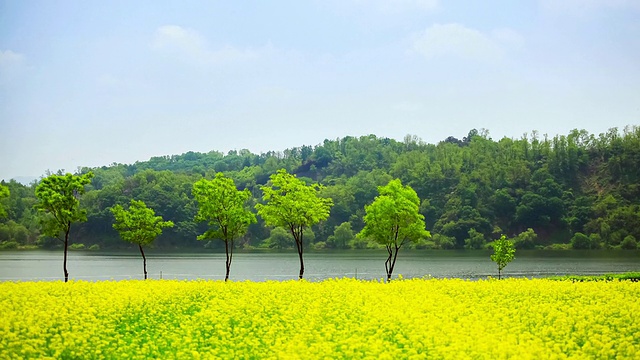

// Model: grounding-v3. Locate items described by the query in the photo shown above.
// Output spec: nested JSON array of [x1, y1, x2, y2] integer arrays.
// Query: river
[[0, 249, 638, 282]]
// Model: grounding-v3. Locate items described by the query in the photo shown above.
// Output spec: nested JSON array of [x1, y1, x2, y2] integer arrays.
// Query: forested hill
[[2, 126, 640, 251]]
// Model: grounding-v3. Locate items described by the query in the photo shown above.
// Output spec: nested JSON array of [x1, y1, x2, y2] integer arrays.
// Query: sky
[[1, 0, 639, 181]]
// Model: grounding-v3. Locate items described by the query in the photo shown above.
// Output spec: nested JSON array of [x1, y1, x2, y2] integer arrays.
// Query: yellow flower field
[[1, 278, 638, 359]]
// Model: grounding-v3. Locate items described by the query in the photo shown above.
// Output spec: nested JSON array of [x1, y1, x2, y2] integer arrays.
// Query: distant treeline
[[2, 126, 640, 251]]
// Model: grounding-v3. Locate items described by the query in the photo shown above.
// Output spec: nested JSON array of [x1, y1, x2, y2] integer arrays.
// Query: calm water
[[0, 250, 639, 282]]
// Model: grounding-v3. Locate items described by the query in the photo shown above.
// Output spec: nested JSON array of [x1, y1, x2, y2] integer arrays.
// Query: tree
[[256, 169, 333, 279], [192, 173, 256, 281], [34, 172, 94, 282], [0, 184, 9, 218], [111, 200, 174, 279], [465, 228, 485, 249], [490, 235, 515, 279], [357, 179, 430, 282], [571, 232, 591, 250], [327, 222, 354, 249]]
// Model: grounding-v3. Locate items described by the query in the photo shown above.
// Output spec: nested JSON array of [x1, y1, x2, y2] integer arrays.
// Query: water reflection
[[0, 250, 638, 282]]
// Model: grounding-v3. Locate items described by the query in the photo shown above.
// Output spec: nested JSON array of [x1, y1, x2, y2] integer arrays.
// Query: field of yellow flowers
[[1, 278, 639, 359]]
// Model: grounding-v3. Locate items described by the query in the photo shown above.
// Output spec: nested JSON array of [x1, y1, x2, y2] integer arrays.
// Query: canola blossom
[[1, 278, 639, 359]]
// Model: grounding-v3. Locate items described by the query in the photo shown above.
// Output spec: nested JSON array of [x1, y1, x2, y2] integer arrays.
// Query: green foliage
[[358, 179, 430, 281], [465, 228, 485, 249], [193, 173, 256, 243], [69, 243, 85, 250], [490, 235, 515, 279], [34, 173, 94, 240], [513, 228, 538, 250], [326, 222, 354, 249], [4, 126, 640, 251], [432, 234, 456, 249], [0, 241, 18, 250], [111, 200, 174, 247], [0, 184, 9, 218], [256, 169, 333, 278], [264, 227, 294, 249], [111, 199, 174, 279], [571, 232, 592, 250], [34, 172, 94, 282], [620, 235, 637, 250]]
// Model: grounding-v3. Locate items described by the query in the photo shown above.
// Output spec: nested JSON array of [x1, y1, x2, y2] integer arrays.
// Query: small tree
[[34, 172, 94, 282], [193, 173, 256, 281], [357, 179, 430, 282], [256, 169, 333, 279], [111, 200, 174, 279], [490, 235, 515, 279]]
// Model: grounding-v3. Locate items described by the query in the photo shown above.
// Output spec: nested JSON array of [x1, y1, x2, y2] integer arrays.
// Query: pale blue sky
[[1, 0, 639, 181]]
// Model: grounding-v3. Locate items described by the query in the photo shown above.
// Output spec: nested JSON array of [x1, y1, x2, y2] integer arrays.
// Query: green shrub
[[69, 243, 85, 250], [571, 233, 591, 249], [621, 235, 637, 250], [514, 228, 537, 250], [464, 228, 485, 250], [433, 234, 455, 250], [88, 244, 100, 251], [0, 241, 18, 250]]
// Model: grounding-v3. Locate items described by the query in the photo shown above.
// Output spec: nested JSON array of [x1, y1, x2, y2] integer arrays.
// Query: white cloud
[[412, 23, 515, 62], [151, 25, 260, 65]]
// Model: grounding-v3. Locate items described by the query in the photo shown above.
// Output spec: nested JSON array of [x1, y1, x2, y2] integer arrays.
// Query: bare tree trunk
[[388, 244, 401, 282], [225, 240, 232, 282], [63, 223, 70, 283], [139, 244, 147, 280], [297, 234, 304, 280], [385, 245, 392, 282]]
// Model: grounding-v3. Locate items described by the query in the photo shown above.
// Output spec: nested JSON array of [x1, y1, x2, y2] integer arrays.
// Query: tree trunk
[[297, 237, 305, 280], [225, 240, 232, 282], [385, 245, 393, 282], [63, 223, 70, 283], [139, 244, 147, 280], [498, 268, 501, 280], [290, 226, 305, 279]]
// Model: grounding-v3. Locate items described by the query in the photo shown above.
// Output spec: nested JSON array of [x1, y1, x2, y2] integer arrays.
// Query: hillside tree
[[0, 184, 9, 218]]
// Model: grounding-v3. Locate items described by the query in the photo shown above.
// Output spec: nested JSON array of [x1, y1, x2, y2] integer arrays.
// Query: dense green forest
[[2, 126, 640, 251]]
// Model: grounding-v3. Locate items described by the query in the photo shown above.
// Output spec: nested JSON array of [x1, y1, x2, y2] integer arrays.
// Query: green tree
[[193, 173, 256, 281], [256, 169, 333, 279], [111, 200, 174, 279], [265, 227, 295, 249], [34, 172, 94, 282], [621, 235, 637, 250], [514, 228, 538, 250], [0, 184, 9, 218], [327, 222, 354, 249], [465, 228, 485, 249], [490, 235, 515, 279], [357, 179, 430, 282], [571, 232, 591, 250]]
